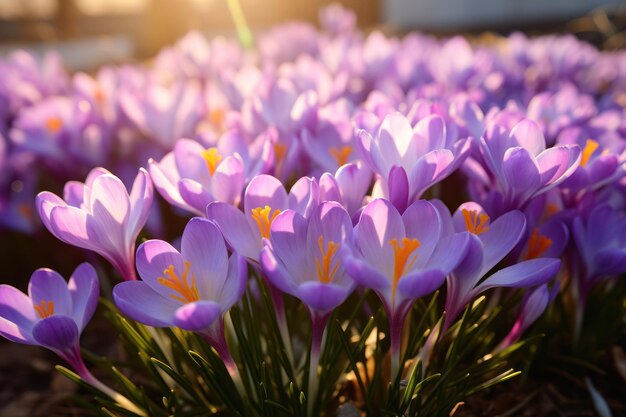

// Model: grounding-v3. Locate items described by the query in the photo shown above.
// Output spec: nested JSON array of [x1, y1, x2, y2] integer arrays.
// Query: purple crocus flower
[[319, 3, 357, 38], [37, 167, 153, 281], [0, 263, 97, 358], [319, 162, 372, 221], [260, 201, 355, 410], [113, 217, 246, 376], [465, 119, 581, 216], [526, 85, 596, 145], [0, 264, 143, 414], [148, 138, 245, 216], [358, 112, 471, 212], [572, 204, 626, 306], [120, 80, 203, 149], [556, 126, 626, 196], [0, 50, 68, 116], [343, 198, 471, 377], [443, 201, 561, 332], [206, 174, 319, 264], [301, 99, 356, 173], [496, 282, 559, 351]]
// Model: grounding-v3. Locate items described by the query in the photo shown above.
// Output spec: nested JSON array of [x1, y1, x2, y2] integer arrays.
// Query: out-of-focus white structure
[[384, 0, 624, 29]]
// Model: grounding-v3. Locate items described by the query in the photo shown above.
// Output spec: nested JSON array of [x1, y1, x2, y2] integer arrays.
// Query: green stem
[[226, 0, 254, 49]]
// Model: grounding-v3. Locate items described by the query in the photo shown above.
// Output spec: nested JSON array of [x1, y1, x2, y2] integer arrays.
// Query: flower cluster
[[1, 4, 625, 416]]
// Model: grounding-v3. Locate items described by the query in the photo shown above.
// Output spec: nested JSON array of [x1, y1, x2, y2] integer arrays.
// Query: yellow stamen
[[251, 205, 281, 239], [316, 236, 340, 283], [390, 238, 421, 305], [524, 228, 553, 260], [157, 261, 199, 304], [580, 139, 599, 168], [46, 117, 63, 133], [329, 145, 353, 166], [462, 209, 490, 235], [34, 300, 54, 319], [201, 147, 222, 176]]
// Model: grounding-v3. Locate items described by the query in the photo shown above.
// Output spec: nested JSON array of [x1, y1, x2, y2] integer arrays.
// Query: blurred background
[[0, 0, 624, 70]]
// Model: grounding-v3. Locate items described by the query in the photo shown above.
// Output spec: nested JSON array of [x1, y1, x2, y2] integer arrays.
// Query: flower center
[[158, 261, 199, 304], [251, 205, 281, 239], [580, 139, 599, 168], [46, 117, 63, 134], [329, 145, 353, 166], [274, 143, 287, 162], [34, 300, 55, 319], [462, 209, 490, 235], [202, 147, 222, 175], [523, 228, 553, 260], [209, 108, 225, 126], [17, 203, 34, 220], [390, 237, 421, 304], [316, 236, 340, 283], [94, 87, 105, 106]]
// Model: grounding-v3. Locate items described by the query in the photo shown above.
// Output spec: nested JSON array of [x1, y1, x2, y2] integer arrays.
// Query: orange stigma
[[34, 300, 55, 319], [329, 145, 353, 166], [158, 261, 199, 304], [209, 108, 225, 126], [202, 147, 222, 175], [45, 117, 63, 134], [524, 228, 553, 260], [251, 205, 281, 239], [580, 139, 599, 167], [316, 236, 340, 283], [390, 237, 421, 304], [274, 143, 287, 162], [462, 209, 490, 235], [94, 87, 105, 106], [17, 204, 34, 220]]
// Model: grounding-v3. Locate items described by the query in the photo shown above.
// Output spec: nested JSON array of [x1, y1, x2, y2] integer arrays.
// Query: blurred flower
[[120, 80, 203, 149], [572, 204, 626, 305]]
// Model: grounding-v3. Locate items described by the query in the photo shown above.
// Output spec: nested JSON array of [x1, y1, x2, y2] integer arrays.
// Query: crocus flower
[[443, 202, 561, 332], [148, 138, 245, 216], [206, 174, 319, 264], [113, 217, 246, 376], [260, 201, 355, 411], [557, 126, 626, 196], [120, 80, 203, 149], [496, 282, 560, 351], [358, 112, 471, 212], [465, 119, 581, 215], [526, 84, 596, 144], [343, 198, 471, 377], [319, 162, 372, 221], [0, 264, 144, 414], [37, 167, 153, 281], [572, 204, 626, 306], [0, 50, 68, 116]]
